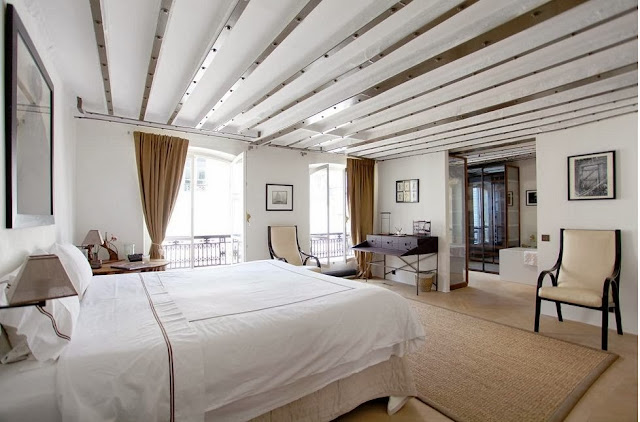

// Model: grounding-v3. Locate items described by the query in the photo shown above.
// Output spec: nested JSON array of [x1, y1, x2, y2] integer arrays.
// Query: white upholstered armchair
[[534, 229, 622, 350], [268, 226, 321, 272]]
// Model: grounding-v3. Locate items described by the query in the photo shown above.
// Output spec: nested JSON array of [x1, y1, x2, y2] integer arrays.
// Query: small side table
[[92, 259, 170, 276]]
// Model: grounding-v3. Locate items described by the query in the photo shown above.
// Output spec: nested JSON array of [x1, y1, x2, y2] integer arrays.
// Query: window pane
[[310, 169, 328, 234]]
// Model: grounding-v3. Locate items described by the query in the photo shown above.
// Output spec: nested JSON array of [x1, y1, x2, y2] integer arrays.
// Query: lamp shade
[[6, 255, 77, 306], [82, 230, 104, 246]]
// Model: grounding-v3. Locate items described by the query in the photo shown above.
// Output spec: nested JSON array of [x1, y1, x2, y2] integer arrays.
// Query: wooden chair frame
[[534, 228, 622, 350], [267, 225, 320, 268]]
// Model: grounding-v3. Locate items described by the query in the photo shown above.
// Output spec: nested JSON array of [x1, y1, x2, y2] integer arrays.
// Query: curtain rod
[[75, 97, 256, 143]]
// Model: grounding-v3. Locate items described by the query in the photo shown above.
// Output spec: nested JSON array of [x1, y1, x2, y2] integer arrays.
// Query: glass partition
[[449, 156, 468, 287]]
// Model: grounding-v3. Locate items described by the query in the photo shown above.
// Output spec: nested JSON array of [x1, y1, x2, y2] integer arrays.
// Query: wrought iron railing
[[310, 233, 354, 259], [162, 235, 241, 269]]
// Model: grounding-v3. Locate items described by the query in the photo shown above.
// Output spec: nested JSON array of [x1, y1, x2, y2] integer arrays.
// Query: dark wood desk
[[352, 234, 438, 294]]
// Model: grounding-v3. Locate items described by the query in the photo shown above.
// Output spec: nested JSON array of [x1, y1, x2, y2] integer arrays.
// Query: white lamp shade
[[82, 230, 104, 246], [6, 254, 77, 306]]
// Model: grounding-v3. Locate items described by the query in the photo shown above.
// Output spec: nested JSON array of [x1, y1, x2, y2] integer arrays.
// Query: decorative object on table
[[5, 4, 55, 229], [81, 230, 104, 269], [101, 232, 119, 261], [525, 190, 537, 206], [266, 184, 294, 211], [396, 179, 419, 203], [379, 212, 391, 234], [394, 226, 404, 236], [413, 220, 431, 236], [567, 150, 616, 200], [507, 191, 514, 207], [127, 253, 143, 262], [1, 254, 77, 309], [124, 243, 136, 256]]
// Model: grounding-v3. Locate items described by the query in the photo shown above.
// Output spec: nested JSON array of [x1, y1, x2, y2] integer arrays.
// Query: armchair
[[268, 226, 321, 272], [534, 229, 622, 350]]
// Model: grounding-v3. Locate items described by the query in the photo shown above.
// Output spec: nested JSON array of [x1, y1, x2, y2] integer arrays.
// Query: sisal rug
[[406, 300, 617, 422]]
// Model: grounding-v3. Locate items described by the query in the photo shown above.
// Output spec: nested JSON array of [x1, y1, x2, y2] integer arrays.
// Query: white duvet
[[57, 260, 425, 421]]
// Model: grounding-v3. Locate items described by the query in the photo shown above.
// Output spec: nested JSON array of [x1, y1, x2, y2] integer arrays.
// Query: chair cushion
[[557, 230, 616, 292], [303, 266, 322, 273], [538, 284, 612, 308], [269, 226, 303, 266]]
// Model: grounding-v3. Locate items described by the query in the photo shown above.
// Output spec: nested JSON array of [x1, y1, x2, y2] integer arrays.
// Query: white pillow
[[0, 266, 80, 362], [49, 243, 93, 300]]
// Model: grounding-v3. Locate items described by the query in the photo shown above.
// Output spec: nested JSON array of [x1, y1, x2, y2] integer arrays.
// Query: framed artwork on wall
[[396, 179, 419, 203], [567, 150, 616, 200], [266, 184, 293, 211], [526, 190, 537, 206]]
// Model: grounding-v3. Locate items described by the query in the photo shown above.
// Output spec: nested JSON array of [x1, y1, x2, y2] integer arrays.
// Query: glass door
[[449, 156, 468, 287]]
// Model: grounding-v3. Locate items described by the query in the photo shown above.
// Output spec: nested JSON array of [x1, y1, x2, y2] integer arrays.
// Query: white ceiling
[[27, 0, 638, 161]]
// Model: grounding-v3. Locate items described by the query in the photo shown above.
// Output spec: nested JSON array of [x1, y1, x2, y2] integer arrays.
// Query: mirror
[[5, 4, 54, 228]]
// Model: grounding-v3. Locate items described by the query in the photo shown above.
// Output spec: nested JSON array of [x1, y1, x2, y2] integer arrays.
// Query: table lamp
[[1, 254, 77, 309], [82, 229, 104, 269]]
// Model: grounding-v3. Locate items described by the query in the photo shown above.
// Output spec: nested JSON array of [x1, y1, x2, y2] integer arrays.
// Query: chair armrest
[[270, 251, 288, 263], [301, 251, 320, 268], [537, 268, 558, 289]]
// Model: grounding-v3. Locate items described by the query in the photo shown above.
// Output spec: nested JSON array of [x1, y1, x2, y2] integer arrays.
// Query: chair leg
[[555, 302, 563, 322], [613, 286, 623, 335], [534, 296, 541, 332], [601, 306, 609, 351]]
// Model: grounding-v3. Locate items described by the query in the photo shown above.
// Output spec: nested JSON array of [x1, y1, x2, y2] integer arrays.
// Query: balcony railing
[[162, 235, 241, 269], [310, 233, 354, 259]]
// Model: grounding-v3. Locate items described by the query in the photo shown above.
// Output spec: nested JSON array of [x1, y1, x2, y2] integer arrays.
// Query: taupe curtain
[[346, 158, 375, 277], [134, 131, 189, 259]]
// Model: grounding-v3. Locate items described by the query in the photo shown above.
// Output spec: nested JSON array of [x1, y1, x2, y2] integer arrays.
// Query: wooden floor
[[337, 271, 638, 422]]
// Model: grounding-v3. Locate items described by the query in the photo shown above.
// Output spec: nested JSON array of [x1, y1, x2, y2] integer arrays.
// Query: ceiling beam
[[252, 0, 573, 144], [165, 0, 250, 125], [139, 0, 174, 120], [195, 0, 324, 130], [88, 0, 113, 115], [346, 71, 637, 155], [360, 86, 637, 158], [376, 106, 637, 160]]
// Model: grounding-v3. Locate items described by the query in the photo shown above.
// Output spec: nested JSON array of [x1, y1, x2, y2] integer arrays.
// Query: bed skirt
[[247, 355, 416, 422]]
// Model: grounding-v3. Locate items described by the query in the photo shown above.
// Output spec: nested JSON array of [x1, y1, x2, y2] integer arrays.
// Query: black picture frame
[[266, 184, 293, 211], [5, 4, 55, 228], [567, 150, 616, 200], [395, 179, 419, 203], [526, 190, 537, 206]]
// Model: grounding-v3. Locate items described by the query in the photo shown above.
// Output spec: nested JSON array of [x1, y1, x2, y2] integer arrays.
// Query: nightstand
[[91, 259, 170, 276]]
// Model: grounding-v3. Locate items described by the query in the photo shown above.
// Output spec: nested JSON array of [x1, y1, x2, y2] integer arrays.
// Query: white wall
[[0, 1, 77, 275], [508, 158, 537, 245], [73, 123, 347, 262], [244, 146, 346, 261], [375, 152, 450, 291], [536, 113, 638, 334], [74, 119, 247, 255]]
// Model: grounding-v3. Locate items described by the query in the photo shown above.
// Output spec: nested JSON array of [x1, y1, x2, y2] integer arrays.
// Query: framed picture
[[395, 179, 419, 203], [266, 184, 293, 211], [526, 190, 537, 206], [507, 191, 513, 207], [568, 150, 615, 200]]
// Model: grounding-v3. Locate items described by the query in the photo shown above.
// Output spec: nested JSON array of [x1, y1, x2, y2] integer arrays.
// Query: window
[[309, 164, 353, 264], [164, 151, 243, 269]]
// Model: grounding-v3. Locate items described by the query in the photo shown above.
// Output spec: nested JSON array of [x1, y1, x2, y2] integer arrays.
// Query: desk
[[352, 234, 438, 295], [92, 259, 170, 276]]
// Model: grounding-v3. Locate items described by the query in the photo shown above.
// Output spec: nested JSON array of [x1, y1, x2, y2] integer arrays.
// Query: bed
[[0, 259, 425, 421]]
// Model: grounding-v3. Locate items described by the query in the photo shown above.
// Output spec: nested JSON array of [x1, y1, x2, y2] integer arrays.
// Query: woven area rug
[[406, 300, 617, 422]]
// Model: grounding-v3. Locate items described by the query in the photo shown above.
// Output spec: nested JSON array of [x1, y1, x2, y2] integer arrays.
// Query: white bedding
[[55, 260, 425, 421]]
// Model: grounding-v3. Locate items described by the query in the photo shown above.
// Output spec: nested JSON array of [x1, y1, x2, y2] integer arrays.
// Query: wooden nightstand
[[91, 259, 170, 276]]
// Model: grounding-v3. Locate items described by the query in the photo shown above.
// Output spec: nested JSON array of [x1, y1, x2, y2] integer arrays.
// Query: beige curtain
[[134, 131, 189, 259], [346, 158, 375, 277]]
